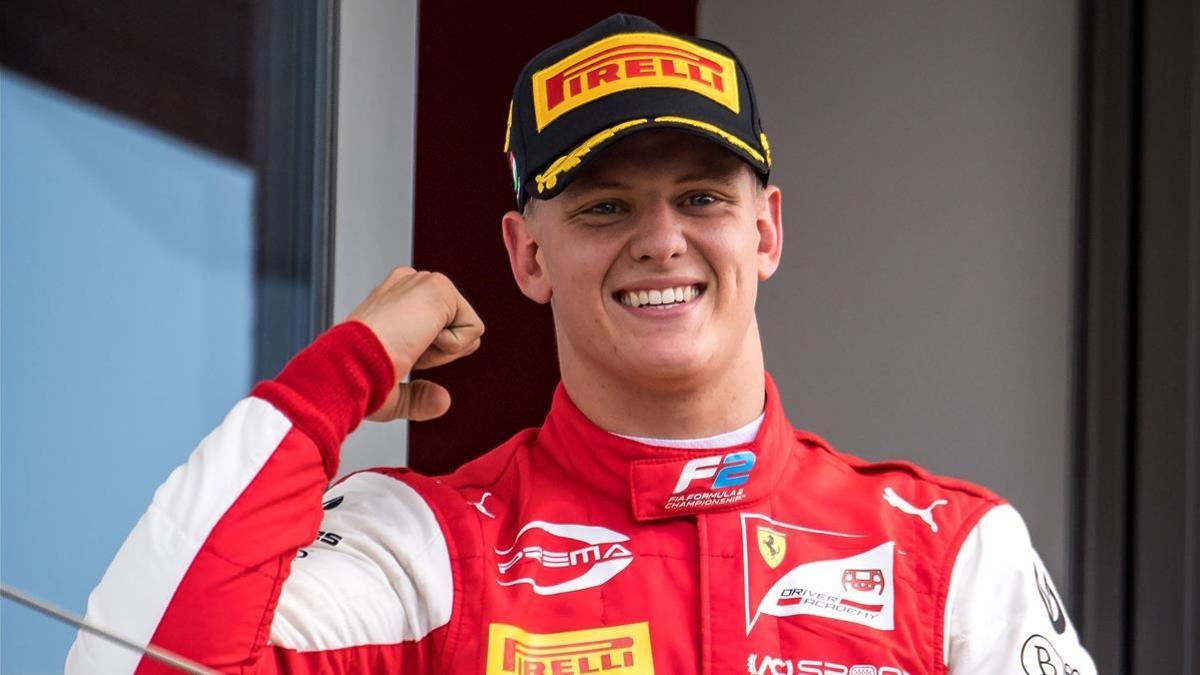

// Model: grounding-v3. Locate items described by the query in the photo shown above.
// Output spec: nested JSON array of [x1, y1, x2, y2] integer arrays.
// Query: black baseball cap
[[503, 13, 772, 209]]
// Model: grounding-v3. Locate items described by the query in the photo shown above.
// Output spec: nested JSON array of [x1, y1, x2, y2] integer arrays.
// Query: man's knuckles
[[352, 268, 482, 377], [384, 265, 416, 283]]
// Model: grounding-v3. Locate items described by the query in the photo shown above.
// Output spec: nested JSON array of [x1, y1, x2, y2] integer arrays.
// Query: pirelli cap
[[503, 13, 772, 209]]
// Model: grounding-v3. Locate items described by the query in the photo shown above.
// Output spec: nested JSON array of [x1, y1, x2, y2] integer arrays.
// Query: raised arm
[[65, 269, 483, 674]]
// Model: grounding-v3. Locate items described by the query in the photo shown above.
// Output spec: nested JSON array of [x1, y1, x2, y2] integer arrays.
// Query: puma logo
[[882, 486, 947, 533], [469, 491, 496, 519]]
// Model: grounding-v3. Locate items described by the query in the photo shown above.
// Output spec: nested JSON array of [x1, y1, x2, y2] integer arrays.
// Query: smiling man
[[68, 14, 1095, 675], [503, 130, 778, 441]]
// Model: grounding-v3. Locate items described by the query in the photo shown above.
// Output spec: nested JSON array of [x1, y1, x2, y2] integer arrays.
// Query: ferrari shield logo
[[757, 526, 786, 569]]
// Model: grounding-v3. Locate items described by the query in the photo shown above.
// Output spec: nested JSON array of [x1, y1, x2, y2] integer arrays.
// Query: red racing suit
[[67, 322, 1096, 674]]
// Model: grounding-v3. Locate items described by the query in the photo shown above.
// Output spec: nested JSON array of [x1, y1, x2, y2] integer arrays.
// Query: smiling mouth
[[614, 283, 706, 309]]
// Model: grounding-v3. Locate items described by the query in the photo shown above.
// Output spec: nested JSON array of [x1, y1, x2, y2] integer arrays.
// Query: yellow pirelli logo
[[486, 621, 654, 674], [531, 32, 739, 132]]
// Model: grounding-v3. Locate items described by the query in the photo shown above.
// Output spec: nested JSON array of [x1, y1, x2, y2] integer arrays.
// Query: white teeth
[[619, 284, 704, 308]]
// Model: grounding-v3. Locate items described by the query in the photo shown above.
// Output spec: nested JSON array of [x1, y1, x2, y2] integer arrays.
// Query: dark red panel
[[410, 1, 697, 474]]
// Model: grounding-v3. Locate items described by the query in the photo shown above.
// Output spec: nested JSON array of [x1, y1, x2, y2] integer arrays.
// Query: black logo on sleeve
[[1033, 563, 1066, 635], [1021, 634, 1081, 675], [316, 530, 342, 546], [322, 495, 344, 510], [296, 530, 343, 559]]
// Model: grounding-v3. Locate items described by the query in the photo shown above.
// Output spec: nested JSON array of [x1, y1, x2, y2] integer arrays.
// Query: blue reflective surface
[[1, 70, 256, 673]]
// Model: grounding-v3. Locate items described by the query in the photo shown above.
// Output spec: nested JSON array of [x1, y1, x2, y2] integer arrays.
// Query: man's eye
[[686, 193, 717, 207], [587, 202, 621, 215]]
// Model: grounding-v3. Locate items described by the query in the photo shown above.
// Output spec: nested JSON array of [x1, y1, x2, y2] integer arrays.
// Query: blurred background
[[1, 1, 1196, 672]]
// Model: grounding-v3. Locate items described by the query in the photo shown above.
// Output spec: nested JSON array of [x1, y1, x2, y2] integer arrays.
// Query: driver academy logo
[[742, 513, 895, 633]]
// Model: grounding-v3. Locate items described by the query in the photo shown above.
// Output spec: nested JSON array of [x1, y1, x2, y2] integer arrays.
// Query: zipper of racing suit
[[697, 513, 712, 675]]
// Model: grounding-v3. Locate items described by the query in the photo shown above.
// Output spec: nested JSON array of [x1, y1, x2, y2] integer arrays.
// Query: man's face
[[503, 130, 783, 386]]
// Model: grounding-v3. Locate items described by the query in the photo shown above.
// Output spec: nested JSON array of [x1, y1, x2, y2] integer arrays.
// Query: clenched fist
[[347, 267, 484, 422]]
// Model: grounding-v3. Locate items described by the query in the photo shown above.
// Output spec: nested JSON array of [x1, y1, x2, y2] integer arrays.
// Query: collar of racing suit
[[534, 371, 796, 521]]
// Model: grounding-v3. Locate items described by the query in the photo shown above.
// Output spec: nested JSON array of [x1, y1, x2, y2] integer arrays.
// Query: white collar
[[613, 413, 765, 449]]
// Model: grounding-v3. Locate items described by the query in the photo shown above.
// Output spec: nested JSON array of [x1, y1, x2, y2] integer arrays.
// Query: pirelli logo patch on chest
[[486, 621, 654, 674], [531, 32, 739, 131]]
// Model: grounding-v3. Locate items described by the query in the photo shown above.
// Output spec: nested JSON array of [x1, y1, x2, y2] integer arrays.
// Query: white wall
[[333, 0, 418, 474], [699, 0, 1078, 586]]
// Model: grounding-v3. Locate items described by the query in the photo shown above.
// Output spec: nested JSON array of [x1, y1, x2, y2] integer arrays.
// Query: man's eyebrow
[[569, 177, 632, 192], [674, 161, 744, 185], [675, 170, 740, 185]]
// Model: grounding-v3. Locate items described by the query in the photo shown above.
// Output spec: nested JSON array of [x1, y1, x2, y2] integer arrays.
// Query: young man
[[68, 14, 1095, 675]]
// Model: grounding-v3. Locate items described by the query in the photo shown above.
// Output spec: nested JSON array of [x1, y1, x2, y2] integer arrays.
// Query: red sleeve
[[66, 322, 456, 675], [252, 321, 395, 477]]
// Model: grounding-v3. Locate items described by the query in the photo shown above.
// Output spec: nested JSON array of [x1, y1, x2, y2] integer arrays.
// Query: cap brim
[[528, 116, 771, 202]]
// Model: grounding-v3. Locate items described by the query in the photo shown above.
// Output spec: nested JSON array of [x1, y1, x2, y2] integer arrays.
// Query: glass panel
[[0, 70, 255, 673]]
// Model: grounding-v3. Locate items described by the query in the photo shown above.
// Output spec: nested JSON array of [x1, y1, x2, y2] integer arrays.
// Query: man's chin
[[617, 348, 711, 385]]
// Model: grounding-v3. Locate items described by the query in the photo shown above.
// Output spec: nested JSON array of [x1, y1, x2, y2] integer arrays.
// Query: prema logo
[[531, 32, 740, 131], [495, 520, 633, 596], [486, 622, 654, 674]]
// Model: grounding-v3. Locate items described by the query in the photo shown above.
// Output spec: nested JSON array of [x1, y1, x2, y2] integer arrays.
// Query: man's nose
[[628, 200, 687, 263]]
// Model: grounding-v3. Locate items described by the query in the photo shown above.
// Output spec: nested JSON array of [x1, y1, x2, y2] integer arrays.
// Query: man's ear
[[756, 184, 784, 281], [501, 210, 553, 303]]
